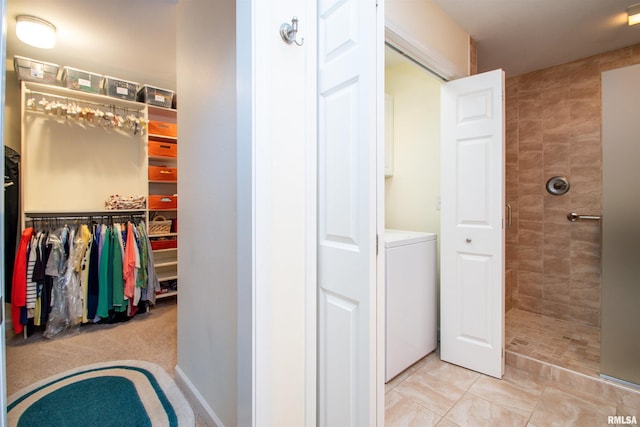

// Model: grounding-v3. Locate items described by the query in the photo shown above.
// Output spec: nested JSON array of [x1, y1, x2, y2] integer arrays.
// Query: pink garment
[[123, 222, 137, 300]]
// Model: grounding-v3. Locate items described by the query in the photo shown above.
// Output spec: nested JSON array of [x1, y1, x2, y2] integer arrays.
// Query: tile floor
[[385, 351, 640, 426], [506, 308, 601, 377]]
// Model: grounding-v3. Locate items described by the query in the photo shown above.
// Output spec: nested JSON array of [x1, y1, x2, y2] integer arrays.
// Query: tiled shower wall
[[505, 44, 640, 328]]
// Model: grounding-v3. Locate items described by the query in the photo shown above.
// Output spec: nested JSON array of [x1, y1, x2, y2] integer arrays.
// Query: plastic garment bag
[[44, 225, 88, 338]]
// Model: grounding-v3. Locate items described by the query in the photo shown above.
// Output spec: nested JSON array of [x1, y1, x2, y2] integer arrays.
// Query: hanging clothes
[[5, 146, 20, 302], [12, 217, 157, 338], [12, 228, 34, 334]]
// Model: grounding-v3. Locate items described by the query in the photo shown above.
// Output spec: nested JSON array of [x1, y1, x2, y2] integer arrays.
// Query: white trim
[[385, 18, 463, 81], [305, 0, 318, 424], [0, 0, 8, 425], [175, 366, 225, 427], [376, 1, 386, 424]]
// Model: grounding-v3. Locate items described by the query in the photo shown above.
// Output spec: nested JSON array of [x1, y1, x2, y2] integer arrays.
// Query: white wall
[[385, 0, 469, 79], [176, 1, 313, 426], [175, 1, 238, 426], [384, 61, 441, 236]]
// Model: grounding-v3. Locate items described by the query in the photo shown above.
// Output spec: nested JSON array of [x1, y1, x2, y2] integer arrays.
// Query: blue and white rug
[[7, 360, 194, 426]]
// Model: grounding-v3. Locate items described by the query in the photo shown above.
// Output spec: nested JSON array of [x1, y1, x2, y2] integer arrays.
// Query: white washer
[[385, 229, 437, 382]]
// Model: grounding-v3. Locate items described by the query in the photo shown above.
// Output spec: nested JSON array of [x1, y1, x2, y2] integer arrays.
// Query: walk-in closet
[[3, 0, 181, 406]]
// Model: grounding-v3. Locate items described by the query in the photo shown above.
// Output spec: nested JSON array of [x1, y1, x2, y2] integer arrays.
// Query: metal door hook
[[280, 16, 304, 46]]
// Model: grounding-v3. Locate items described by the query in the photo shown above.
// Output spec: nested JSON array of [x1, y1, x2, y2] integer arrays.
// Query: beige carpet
[[6, 299, 178, 397]]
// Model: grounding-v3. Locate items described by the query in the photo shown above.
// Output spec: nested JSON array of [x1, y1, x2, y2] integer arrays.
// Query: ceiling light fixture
[[15, 15, 56, 49], [628, 3, 640, 26]]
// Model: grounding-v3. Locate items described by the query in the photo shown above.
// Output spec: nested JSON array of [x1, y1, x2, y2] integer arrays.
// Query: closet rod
[[25, 210, 146, 219], [25, 89, 146, 115]]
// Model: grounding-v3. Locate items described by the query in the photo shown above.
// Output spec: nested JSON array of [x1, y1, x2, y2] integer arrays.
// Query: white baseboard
[[174, 365, 225, 427]]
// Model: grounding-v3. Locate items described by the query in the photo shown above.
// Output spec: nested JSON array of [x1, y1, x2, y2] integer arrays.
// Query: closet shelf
[[157, 291, 178, 299], [149, 208, 177, 212], [155, 261, 178, 268], [153, 248, 178, 253], [149, 155, 177, 161], [148, 232, 177, 238], [149, 134, 177, 142], [149, 180, 177, 184], [157, 274, 178, 282]]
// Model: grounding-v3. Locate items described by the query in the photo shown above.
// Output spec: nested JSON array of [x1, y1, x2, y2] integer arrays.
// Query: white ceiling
[[6, 0, 178, 90], [6, 0, 640, 86], [432, 0, 640, 76]]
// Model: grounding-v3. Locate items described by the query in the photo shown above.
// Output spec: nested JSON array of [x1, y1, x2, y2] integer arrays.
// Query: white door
[[440, 69, 505, 379], [317, 0, 380, 425]]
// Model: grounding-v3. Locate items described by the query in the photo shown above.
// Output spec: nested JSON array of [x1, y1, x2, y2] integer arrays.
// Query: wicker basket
[[149, 215, 172, 235]]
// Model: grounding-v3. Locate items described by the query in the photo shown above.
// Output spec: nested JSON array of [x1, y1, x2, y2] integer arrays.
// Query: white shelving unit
[[147, 105, 178, 298], [21, 81, 179, 300]]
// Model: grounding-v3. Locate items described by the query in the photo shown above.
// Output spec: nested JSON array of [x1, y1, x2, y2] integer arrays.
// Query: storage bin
[[60, 66, 102, 93], [149, 121, 177, 138], [150, 239, 177, 250], [149, 195, 177, 210], [14, 56, 58, 84], [101, 75, 139, 101], [149, 165, 177, 181], [137, 85, 175, 108], [149, 140, 177, 157], [149, 215, 173, 235]]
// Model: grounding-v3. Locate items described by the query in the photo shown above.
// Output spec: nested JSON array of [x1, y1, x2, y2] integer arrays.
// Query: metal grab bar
[[567, 212, 602, 222]]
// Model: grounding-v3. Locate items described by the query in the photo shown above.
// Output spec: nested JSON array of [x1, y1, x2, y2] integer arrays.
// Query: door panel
[[317, 0, 378, 425], [440, 69, 505, 379]]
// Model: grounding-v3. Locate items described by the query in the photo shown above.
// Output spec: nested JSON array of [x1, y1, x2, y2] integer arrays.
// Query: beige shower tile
[[518, 220, 543, 247], [517, 295, 543, 314], [520, 150, 544, 171], [542, 274, 570, 301], [570, 306, 600, 328], [541, 65, 571, 90], [543, 142, 571, 174], [519, 195, 544, 222], [518, 119, 543, 151], [599, 46, 634, 71], [517, 70, 543, 93], [543, 194, 572, 223], [505, 350, 553, 380], [632, 45, 640, 65], [529, 386, 616, 427], [518, 95, 543, 121], [570, 287, 600, 311], [568, 57, 600, 88], [541, 302, 572, 321], [518, 247, 544, 273], [543, 221, 571, 245], [543, 247, 571, 276], [385, 390, 441, 427], [394, 368, 467, 417], [570, 100, 601, 139], [468, 375, 539, 418], [444, 393, 529, 427], [570, 79, 600, 100]]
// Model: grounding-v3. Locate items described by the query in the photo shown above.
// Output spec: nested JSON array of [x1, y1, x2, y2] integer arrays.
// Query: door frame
[[0, 0, 8, 424]]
